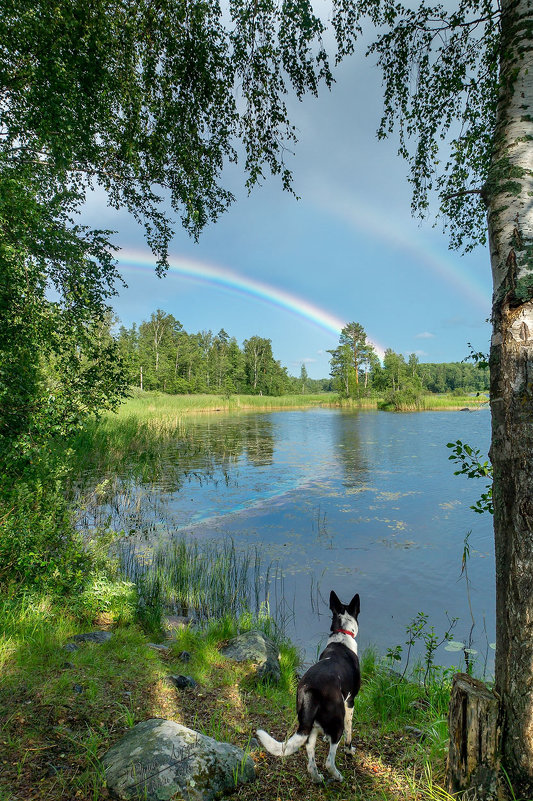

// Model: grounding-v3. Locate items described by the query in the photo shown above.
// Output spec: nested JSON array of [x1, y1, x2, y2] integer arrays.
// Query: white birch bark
[[488, 0, 533, 782]]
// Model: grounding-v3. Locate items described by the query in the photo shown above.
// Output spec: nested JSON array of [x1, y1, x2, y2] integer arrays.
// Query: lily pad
[[445, 641, 465, 652]]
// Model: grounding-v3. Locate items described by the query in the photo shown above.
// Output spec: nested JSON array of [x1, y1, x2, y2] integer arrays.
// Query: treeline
[[328, 322, 489, 401], [118, 312, 489, 399], [372, 351, 489, 399], [415, 360, 489, 394], [117, 310, 330, 396]]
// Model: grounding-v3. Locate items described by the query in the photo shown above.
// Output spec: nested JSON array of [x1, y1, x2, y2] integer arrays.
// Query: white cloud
[[415, 331, 436, 339], [403, 350, 428, 358]]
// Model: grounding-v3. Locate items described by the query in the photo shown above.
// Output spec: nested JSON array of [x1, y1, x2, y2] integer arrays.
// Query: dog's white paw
[[310, 770, 324, 784], [329, 768, 344, 782], [344, 744, 356, 756]]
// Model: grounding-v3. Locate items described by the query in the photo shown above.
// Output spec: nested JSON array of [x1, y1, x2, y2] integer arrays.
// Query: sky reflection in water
[[93, 407, 494, 671]]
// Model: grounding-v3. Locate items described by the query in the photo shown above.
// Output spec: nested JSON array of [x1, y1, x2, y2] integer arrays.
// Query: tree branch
[[442, 188, 484, 201]]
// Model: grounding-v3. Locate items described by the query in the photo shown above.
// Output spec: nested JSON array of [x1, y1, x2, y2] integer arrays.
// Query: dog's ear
[[329, 590, 343, 613], [347, 593, 360, 620]]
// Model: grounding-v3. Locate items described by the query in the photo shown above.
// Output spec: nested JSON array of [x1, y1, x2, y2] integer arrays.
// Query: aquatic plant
[[118, 536, 286, 635]]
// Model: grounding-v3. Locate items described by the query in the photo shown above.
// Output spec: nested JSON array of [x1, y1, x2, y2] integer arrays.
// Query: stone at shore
[[177, 650, 192, 662], [220, 630, 281, 683], [163, 615, 193, 638], [168, 674, 197, 690], [102, 718, 255, 800], [147, 643, 169, 652], [68, 631, 113, 645]]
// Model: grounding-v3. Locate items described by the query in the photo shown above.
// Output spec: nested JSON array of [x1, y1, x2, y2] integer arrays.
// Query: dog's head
[[329, 590, 360, 638]]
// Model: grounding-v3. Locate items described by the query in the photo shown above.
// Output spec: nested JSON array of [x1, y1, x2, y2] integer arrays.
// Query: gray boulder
[[102, 718, 254, 800], [163, 615, 193, 638], [220, 630, 281, 683], [147, 643, 169, 653], [68, 631, 113, 645], [168, 675, 197, 690]]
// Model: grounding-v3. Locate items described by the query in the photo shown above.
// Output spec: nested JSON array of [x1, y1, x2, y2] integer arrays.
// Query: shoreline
[[1, 586, 455, 801], [112, 391, 489, 417]]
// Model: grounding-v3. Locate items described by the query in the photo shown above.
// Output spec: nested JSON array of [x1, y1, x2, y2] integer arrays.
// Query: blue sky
[[81, 45, 492, 380]]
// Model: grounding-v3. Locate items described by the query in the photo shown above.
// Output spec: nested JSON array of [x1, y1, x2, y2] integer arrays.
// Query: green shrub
[[381, 385, 423, 410], [74, 576, 137, 625], [0, 477, 93, 593]]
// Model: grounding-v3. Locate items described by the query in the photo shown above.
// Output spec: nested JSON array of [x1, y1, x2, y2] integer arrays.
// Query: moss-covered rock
[[220, 630, 281, 683], [102, 718, 254, 800]]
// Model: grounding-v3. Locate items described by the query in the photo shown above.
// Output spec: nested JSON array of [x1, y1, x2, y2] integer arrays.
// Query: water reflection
[[77, 407, 494, 671], [333, 411, 368, 488], [243, 417, 275, 466]]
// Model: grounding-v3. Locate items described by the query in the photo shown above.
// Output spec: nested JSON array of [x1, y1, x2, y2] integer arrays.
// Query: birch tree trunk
[[488, 0, 533, 784]]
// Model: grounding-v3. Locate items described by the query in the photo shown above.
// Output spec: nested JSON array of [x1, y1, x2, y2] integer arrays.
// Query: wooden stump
[[446, 673, 501, 799]]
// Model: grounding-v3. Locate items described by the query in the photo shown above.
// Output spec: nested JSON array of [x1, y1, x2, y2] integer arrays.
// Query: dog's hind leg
[[343, 700, 356, 755], [305, 725, 324, 783], [325, 738, 343, 782]]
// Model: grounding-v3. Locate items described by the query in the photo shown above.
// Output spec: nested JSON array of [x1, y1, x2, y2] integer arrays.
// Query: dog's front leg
[[343, 702, 356, 755]]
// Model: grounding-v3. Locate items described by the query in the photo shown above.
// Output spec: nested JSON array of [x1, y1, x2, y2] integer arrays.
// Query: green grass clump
[[120, 536, 284, 637], [354, 651, 451, 767]]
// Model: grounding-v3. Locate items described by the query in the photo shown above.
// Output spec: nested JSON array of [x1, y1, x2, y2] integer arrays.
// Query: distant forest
[[116, 310, 490, 396]]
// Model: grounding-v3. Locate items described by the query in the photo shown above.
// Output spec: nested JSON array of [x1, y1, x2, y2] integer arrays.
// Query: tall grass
[[116, 390, 335, 417], [117, 390, 487, 416], [379, 394, 488, 412], [118, 536, 288, 636]]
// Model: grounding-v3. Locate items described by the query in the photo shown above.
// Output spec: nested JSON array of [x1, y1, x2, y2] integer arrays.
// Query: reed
[[118, 536, 287, 636], [378, 394, 488, 412], [115, 391, 335, 417], [68, 392, 333, 478]]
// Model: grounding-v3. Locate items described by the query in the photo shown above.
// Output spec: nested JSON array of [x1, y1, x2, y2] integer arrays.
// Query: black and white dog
[[257, 591, 360, 783]]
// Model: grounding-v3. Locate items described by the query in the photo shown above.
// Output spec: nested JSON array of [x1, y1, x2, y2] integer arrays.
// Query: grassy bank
[[118, 391, 336, 417], [336, 394, 488, 412], [71, 391, 488, 478], [90, 390, 488, 421], [0, 525, 458, 801], [384, 394, 488, 412], [0, 581, 461, 801], [1, 525, 512, 800]]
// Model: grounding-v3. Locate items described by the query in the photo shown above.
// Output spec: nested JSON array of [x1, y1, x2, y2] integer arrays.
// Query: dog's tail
[[257, 687, 319, 757], [256, 729, 308, 757]]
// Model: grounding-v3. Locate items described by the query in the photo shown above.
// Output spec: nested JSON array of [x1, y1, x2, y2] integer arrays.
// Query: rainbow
[[116, 248, 387, 358], [310, 185, 491, 312]]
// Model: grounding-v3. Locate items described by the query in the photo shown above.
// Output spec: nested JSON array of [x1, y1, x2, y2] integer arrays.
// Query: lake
[[82, 406, 494, 671]]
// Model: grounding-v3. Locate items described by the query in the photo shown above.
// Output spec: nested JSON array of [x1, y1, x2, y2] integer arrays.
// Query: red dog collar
[[335, 628, 355, 638]]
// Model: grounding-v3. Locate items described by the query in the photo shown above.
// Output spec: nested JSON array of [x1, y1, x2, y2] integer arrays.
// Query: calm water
[[87, 407, 494, 669]]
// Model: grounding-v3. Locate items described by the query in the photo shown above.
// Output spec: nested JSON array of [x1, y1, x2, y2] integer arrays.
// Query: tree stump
[[446, 673, 501, 799]]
